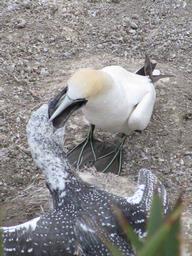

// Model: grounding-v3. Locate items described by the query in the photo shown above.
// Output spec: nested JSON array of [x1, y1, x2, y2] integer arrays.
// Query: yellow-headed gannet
[[48, 56, 171, 174]]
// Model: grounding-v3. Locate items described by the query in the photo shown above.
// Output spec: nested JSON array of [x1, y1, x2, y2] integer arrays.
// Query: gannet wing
[[126, 169, 169, 213], [75, 169, 168, 254], [2, 217, 40, 255], [75, 215, 134, 255], [120, 169, 169, 237], [127, 89, 156, 131]]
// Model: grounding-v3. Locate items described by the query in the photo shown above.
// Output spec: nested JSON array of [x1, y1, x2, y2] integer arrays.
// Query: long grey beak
[[49, 95, 74, 121], [48, 88, 87, 129]]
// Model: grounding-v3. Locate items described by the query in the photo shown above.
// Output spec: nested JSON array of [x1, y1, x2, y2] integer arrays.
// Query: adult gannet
[[48, 56, 169, 174], [1, 104, 169, 256]]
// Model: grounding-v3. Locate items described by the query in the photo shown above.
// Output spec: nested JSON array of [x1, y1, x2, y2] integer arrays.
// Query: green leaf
[[102, 237, 124, 256], [112, 205, 143, 251], [163, 217, 181, 256], [0, 229, 2, 256], [147, 194, 163, 238], [138, 199, 183, 256], [162, 197, 182, 256], [0, 210, 3, 256]]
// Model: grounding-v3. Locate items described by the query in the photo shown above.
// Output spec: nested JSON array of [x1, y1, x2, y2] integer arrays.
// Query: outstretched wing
[[75, 215, 134, 256], [2, 217, 40, 256], [127, 169, 169, 213], [75, 169, 169, 254], [120, 169, 169, 237]]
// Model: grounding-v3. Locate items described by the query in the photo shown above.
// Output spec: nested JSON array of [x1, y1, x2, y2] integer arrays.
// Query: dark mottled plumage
[[1, 105, 169, 256]]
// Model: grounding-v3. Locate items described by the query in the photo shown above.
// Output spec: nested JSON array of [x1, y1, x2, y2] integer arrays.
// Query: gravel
[[0, 0, 191, 253]]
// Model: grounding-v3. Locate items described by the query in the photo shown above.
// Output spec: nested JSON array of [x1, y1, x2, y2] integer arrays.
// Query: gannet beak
[[48, 87, 87, 128]]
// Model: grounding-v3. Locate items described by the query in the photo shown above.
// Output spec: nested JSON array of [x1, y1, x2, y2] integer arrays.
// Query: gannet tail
[[136, 55, 156, 77], [136, 55, 174, 82]]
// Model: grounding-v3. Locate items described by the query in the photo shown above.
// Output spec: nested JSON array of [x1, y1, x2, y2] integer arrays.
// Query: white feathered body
[[83, 66, 156, 134]]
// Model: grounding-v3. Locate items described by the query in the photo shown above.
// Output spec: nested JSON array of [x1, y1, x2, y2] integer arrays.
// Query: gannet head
[[48, 68, 111, 128]]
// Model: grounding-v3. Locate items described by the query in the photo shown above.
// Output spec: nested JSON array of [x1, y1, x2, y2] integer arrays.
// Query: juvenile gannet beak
[[48, 87, 87, 128]]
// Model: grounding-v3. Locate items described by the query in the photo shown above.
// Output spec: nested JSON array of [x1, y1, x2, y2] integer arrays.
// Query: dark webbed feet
[[67, 125, 112, 169], [67, 126, 127, 175], [95, 135, 127, 175]]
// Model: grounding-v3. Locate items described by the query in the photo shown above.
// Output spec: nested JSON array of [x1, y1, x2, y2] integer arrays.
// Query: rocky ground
[[0, 0, 192, 254]]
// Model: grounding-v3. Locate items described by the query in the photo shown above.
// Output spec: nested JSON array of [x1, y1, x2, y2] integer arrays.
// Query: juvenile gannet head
[[48, 68, 111, 128]]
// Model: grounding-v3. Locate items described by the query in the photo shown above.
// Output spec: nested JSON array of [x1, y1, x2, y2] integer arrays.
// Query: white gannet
[[1, 104, 169, 256], [48, 56, 170, 174]]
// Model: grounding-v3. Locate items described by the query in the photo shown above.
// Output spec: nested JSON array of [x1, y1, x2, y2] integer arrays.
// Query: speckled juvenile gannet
[[48, 56, 170, 174], [1, 104, 169, 256]]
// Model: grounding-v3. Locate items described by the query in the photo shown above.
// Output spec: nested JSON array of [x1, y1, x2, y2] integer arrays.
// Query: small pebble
[[40, 68, 49, 76], [132, 14, 139, 20], [130, 21, 138, 29], [129, 29, 137, 34], [16, 18, 26, 29]]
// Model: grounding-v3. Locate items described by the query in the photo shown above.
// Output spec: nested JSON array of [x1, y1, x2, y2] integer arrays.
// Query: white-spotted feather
[[1, 104, 169, 256]]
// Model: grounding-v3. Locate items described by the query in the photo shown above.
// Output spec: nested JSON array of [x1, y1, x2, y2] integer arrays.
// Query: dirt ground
[[0, 0, 192, 254]]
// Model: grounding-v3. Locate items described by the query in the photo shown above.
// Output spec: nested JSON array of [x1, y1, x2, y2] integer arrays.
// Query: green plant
[[0, 210, 3, 256], [106, 195, 183, 256], [0, 230, 2, 256]]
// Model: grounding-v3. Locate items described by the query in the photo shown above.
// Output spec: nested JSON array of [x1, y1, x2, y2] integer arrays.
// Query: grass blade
[[101, 237, 124, 256], [147, 194, 163, 238], [139, 199, 183, 256], [112, 205, 143, 251], [0, 210, 3, 256], [162, 197, 182, 256]]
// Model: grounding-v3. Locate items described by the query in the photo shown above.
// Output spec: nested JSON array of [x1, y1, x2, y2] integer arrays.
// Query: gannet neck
[[26, 104, 81, 208]]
